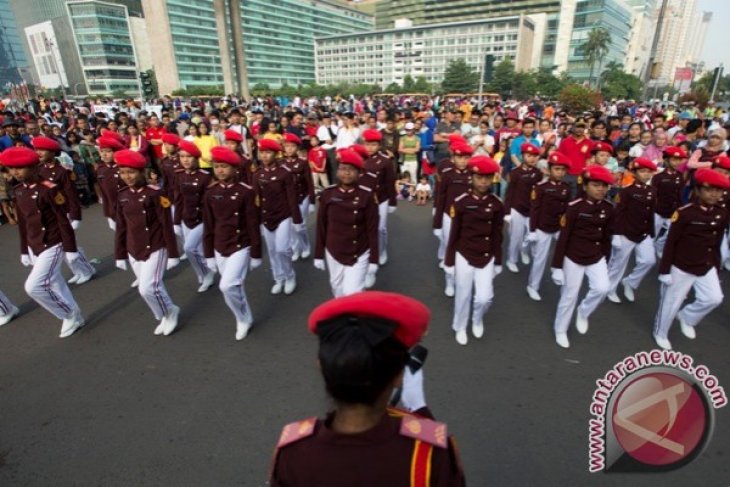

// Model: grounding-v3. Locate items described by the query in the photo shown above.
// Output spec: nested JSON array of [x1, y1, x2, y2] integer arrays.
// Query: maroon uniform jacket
[[282, 156, 316, 205], [433, 166, 471, 229], [253, 164, 303, 231], [361, 152, 397, 207], [552, 197, 614, 268], [444, 191, 505, 268], [114, 184, 180, 261], [14, 180, 77, 255], [173, 169, 211, 228], [529, 179, 570, 233], [270, 408, 465, 487], [659, 203, 729, 276], [95, 163, 122, 219], [504, 164, 542, 215], [315, 184, 379, 265], [613, 182, 656, 242], [38, 161, 82, 221], [160, 154, 180, 199], [432, 158, 454, 210], [651, 168, 683, 219], [202, 180, 261, 259], [239, 155, 257, 186]]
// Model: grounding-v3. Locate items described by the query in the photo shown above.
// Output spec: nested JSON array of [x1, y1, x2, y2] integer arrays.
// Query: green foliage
[[385, 82, 402, 94], [533, 67, 568, 99], [251, 83, 271, 95], [600, 63, 643, 100], [402, 74, 415, 92], [582, 28, 611, 87], [413, 76, 432, 93], [170, 86, 225, 96], [441, 58, 479, 93], [558, 84, 602, 113], [486, 59, 515, 96], [109, 89, 129, 99], [693, 72, 730, 100]]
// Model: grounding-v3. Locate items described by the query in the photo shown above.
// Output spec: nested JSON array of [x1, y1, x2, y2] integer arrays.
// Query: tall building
[[0, 0, 28, 88], [624, 0, 657, 78], [315, 16, 535, 87], [143, 0, 373, 95]]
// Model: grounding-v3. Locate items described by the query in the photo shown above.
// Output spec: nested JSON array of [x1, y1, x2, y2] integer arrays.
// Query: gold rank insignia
[[54, 192, 66, 205], [576, 176, 583, 185], [449, 205, 455, 218], [160, 196, 171, 208], [670, 210, 679, 223], [250, 163, 257, 173], [560, 214, 567, 227], [70, 172, 77, 181], [614, 193, 620, 204], [530, 189, 537, 200], [373, 193, 379, 204], [255, 195, 260, 207]]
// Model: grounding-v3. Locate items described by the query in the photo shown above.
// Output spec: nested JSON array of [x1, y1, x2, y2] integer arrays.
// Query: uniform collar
[[338, 186, 355, 193]]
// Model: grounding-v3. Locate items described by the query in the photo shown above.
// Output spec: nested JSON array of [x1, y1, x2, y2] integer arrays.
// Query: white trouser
[[0, 290, 15, 315], [528, 229, 558, 291], [216, 247, 252, 324], [262, 218, 295, 282], [65, 245, 94, 278], [129, 248, 175, 320], [107, 218, 116, 231], [378, 201, 389, 257], [291, 199, 311, 255], [312, 172, 330, 190], [554, 257, 610, 334], [452, 253, 495, 332], [436, 213, 451, 261], [402, 161, 418, 184], [25, 244, 78, 320], [607, 235, 656, 294], [507, 209, 530, 265], [654, 266, 724, 340], [182, 222, 210, 283], [722, 230, 729, 266], [326, 250, 369, 297], [653, 214, 670, 256]]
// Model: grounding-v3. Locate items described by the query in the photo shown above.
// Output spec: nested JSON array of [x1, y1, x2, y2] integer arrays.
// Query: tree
[[413, 76, 432, 93], [441, 58, 479, 93], [679, 86, 710, 108], [558, 84, 602, 113], [110, 88, 129, 100], [582, 28, 611, 88], [250, 83, 271, 95], [600, 63, 643, 100], [512, 71, 537, 100], [402, 74, 415, 92], [533, 67, 567, 99], [385, 82, 401, 94], [486, 58, 515, 96]]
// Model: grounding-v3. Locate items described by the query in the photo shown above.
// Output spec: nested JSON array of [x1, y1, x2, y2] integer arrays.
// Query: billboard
[[673, 68, 694, 93]]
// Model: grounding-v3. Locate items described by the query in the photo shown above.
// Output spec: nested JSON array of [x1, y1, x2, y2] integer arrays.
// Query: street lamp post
[[44, 38, 67, 98]]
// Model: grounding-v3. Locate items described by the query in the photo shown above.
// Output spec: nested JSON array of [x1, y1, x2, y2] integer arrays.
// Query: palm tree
[[599, 61, 624, 88], [582, 28, 612, 88]]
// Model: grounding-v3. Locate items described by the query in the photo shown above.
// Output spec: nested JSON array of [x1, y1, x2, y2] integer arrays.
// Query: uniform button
[[236, 230, 240, 234], [353, 240, 357, 244], [41, 227, 45, 231], [263, 210, 267, 213], [353, 210, 358, 214], [237, 244, 241, 248], [352, 225, 357, 228], [598, 227, 602, 231], [484, 253, 489, 256], [145, 227, 149, 231], [142, 210, 146, 214], [146, 245, 150, 249], [234, 212, 239, 216], [595, 242, 600, 245]]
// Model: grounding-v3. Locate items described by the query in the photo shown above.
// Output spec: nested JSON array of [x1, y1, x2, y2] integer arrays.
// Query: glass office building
[[0, 0, 28, 86]]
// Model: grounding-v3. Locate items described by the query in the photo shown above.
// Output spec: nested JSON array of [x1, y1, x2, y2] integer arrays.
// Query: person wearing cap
[[652, 168, 729, 350], [226, 109, 251, 156], [314, 149, 378, 296], [254, 138, 303, 295], [504, 141, 542, 273], [172, 140, 214, 292], [578, 141, 619, 199], [605, 158, 658, 304], [360, 128, 397, 266], [433, 143, 473, 297], [95, 136, 125, 231], [558, 120, 593, 198], [444, 155, 504, 345], [0, 147, 85, 338], [282, 133, 316, 261], [525, 151, 571, 301], [202, 146, 262, 340], [114, 149, 182, 336], [667, 111, 693, 139], [0, 290, 19, 327], [32, 136, 97, 286], [0, 119, 31, 150], [711, 156, 730, 270], [551, 165, 615, 348], [270, 291, 465, 486], [652, 146, 687, 258]]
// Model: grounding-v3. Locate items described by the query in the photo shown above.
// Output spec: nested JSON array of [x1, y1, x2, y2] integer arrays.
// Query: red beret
[[547, 151, 572, 167], [520, 142, 540, 155], [161, 133, 180, 146], [713, 155, 730, 170], [211, 146, 242, 166], [664, 146, 687, 159], [468, 155, 500, 175], [224, 129, 243, 143], [31, 136, 61, 152], [284, 133, 302, 145], [362, 128, 383, 142], [100, 129, 124, 143], [258, 138, 282, 152], [695, 168, 730, 189], [0, 147, 40, 167], [97, 137, 124, 151], [582, 165, 614, 185], [114, 149, 146, 170], [308, 291, 430, 348], [451, 142, 474, 156], [178, 140, 201, 158], [591, 141, 614, 155], [630, 157, 657, 171], [448, 133, 467, 145], [337, 149, 364, 169], [349, 144, 369, 158]]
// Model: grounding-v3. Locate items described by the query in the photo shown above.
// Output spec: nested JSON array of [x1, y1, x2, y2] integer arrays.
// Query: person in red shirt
[[144, 114, 167, 167], [558, 120, 593, 198], [308, 135, 329, 190]]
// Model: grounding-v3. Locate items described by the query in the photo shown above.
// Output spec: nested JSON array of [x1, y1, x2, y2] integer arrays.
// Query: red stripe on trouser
[[43, 246, 72, 316], [152, 249, 168, 317]]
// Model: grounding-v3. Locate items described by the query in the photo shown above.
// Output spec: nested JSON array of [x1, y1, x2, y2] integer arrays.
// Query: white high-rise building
[[624, 0, 656, 78]]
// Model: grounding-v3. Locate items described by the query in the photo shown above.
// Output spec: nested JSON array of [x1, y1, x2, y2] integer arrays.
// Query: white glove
[[388, 206, 396, 214], [433, 228, 441, 238], [20, 254, 31, 267], [493, 265, 503, 277], [70, 220, 81, 230], [431, 207, 436, 217], [658, 274, 673, 285], [444, 266, 455, 276], [250, 258, 262, 270], [293, 223, 304, 232], [400, 368, 426, 412], [526, 232, 538, 243], [551, 268, 564, 286], [166, 258, 180, 270], [65, 252, 80, 262], [173, 225, 183, 237], [115, 260, 127, 271], [612, 235, 623, 248], [503, 214, 512, 224], [313, 259, 325, 271], [368, 263, 378, 275], [206, 258, 217, 273], [98, 197, 103, 205], [308, 204, 316, 214]]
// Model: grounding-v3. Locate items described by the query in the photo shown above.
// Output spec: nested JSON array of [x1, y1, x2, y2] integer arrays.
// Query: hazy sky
[[698, 0, 729, 68]]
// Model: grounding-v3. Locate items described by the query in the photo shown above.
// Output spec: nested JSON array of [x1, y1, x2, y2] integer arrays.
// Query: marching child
[[281, 133, 316, 260], [652, 146, 686, 258], [0, 290, 19, 327], [95, 136, 125, 231]]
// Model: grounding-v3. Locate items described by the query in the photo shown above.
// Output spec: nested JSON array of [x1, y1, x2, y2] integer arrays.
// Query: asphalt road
[[0, 202, 728, 486]]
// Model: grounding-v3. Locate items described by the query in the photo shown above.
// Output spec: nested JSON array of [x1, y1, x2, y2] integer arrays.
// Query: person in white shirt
[[470, 121, 495, 155], [335, 113, 361, 149]]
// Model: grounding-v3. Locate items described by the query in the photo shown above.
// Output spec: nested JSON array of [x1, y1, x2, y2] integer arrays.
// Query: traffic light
[[139, 71, 154, 97]]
